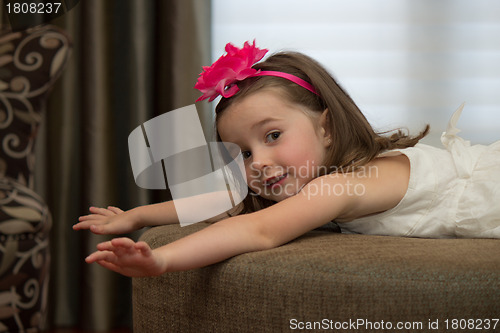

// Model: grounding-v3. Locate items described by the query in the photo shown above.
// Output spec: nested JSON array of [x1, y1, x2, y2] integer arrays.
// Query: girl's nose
[[246, 149, 272, 187], [250, 148, 272, 171]]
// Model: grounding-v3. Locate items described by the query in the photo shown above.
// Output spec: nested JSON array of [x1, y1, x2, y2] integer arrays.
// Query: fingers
[[78, 206, 120, 222], [77, 214, 102, 222], [89, 238, 150, 259], [75, 212, 105, 227], [89, 224, 110, 235], [73, 221, 94, 231], [95, 260, 125, 274], [85, 238, 157, 277], [86, 220, 121, 234], [72, 222, 87, 231], [85, 250, 116, 264], [134, 241, 152, 254], [95, 237, 134, 251], [86, 238, 135, 262], [107, 206, 124, 214], [74, 206, 123, 232], [73, 219, 106, 232], [95, 260, 150, 278], [89, 206, 121, 216], [111, 237, 136, 248]]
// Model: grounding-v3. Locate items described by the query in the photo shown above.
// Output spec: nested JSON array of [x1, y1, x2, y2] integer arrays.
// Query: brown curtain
[[34, 0, 212, 330]]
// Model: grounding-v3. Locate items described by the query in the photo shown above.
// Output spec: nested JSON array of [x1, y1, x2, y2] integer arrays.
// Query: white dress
[[340, 104, 500, 239]]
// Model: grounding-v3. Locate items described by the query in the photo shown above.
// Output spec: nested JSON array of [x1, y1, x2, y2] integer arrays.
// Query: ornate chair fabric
[[0, 25, 71, 333]]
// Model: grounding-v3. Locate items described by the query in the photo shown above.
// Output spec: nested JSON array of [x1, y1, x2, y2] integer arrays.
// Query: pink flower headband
[[194, 40, 318, 102]]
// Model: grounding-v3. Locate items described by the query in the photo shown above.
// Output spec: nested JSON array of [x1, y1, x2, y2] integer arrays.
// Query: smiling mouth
[[264, 174, 288, 187]]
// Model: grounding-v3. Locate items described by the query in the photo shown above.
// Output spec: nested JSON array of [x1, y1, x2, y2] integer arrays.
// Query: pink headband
[[194, 40, 318, 102]]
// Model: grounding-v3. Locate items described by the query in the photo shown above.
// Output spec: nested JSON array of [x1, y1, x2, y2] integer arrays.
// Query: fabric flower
[[195, 40, 268, 102]]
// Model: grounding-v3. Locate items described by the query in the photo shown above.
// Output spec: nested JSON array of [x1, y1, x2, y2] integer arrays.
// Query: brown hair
[[215, 51, 429, 213]]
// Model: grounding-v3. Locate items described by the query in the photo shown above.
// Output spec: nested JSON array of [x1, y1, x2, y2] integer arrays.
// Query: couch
[[132, 222, 500, 332]]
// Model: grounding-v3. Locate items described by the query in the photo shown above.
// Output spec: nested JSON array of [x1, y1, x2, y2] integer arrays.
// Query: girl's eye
[[266, 131, 280, 143], [242, 151, 252, 160]]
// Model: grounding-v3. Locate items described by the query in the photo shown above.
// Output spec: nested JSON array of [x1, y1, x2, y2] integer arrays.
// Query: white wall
[[212, 0, 500, 146]]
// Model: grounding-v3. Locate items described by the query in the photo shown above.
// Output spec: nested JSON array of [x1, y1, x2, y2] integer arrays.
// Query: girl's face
[[217, 88, 331, 202]]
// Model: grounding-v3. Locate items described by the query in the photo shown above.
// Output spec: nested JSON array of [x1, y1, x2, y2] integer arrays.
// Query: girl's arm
[[73, 201, 179, 234], [85, 155, 409, 276], [74, 192, 242, 235]]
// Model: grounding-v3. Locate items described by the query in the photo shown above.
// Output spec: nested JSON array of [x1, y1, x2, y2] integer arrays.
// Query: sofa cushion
[[133, 223, 500, 332]]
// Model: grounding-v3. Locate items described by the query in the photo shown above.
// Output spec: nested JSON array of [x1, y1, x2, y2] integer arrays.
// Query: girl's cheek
[[246, 169, 261, 191], [247, 180, 262, 195]]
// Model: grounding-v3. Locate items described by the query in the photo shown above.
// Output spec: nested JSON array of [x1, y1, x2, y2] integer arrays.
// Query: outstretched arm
[[85, 155, 410, 276], [85, 175, 357, 276], [74, 192, 243, 235], [87, 238, 165, 277], [73, 201, 179, 234]]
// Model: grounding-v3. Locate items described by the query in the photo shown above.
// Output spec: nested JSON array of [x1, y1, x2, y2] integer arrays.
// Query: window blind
[[212, 0, 500, 145]]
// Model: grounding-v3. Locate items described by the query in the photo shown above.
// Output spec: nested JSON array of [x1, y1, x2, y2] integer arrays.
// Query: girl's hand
[[74, 206, 140, 235], [85, 238, 167, 277]]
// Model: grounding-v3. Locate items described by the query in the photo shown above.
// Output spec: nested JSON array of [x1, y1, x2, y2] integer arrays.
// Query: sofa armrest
[[133, 224, 500, 332]]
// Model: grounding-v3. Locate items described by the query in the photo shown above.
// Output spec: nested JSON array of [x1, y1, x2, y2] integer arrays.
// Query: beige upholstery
[[133, 223, 500, 332]]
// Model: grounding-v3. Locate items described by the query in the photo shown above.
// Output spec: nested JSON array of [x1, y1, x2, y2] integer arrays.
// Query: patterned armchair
[[0, 25, 71, 332]]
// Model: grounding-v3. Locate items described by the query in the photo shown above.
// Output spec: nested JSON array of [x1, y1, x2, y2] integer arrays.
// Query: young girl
[[74, 41, 500, 277]]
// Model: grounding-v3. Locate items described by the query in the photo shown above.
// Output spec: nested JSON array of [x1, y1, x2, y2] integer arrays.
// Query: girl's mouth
[[264, 173, 288, 188]]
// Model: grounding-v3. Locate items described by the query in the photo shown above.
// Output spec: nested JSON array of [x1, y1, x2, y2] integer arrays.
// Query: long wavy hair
[[215, 51, 429, 214]]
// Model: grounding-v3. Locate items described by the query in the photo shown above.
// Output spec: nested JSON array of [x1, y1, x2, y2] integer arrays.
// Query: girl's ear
[[319, 109, 332, 146]]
